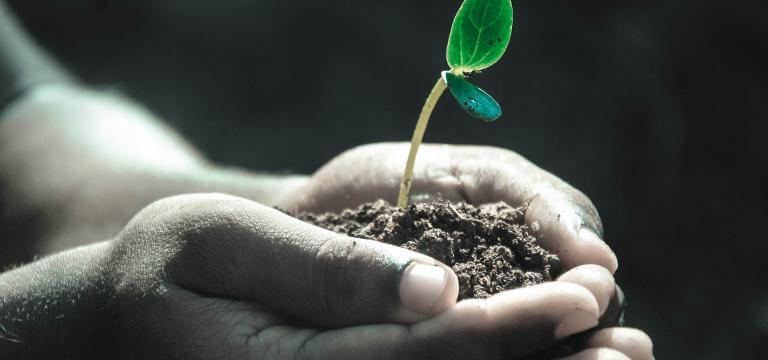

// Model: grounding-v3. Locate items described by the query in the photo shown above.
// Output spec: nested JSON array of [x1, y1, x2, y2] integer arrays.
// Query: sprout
[[397, 0, 514, 208]]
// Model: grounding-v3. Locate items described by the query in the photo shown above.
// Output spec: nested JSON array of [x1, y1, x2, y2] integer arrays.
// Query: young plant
[[396, 0, 514, 208]]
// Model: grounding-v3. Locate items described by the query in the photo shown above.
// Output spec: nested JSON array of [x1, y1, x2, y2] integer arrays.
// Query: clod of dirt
[[292, 199, 561, 300]]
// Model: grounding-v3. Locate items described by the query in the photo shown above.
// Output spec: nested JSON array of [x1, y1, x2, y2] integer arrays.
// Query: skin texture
[[0, 86, 653, 359], [0, 85, 307, 264]]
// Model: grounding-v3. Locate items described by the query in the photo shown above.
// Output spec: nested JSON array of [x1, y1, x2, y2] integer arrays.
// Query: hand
[[281, 142, 616, 273], [97, 193, 647, 359], [278, 142, 653, 359]]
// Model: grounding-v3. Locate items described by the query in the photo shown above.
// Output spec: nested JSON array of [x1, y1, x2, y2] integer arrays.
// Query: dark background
[[7, 0, 768, 358]]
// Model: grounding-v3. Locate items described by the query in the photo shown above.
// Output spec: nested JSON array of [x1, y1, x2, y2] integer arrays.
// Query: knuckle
[[125, 193, 249, 248], [311, 237, 361, 320], [111, 194, 250, 293]]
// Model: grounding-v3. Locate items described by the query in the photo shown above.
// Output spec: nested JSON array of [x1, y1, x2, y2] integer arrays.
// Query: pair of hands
[[100, 143, 651, 359]]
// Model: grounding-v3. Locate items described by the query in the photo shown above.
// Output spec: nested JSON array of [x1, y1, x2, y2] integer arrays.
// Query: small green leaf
[[442, 71, 501, 122], [446, 0, 514, 74]]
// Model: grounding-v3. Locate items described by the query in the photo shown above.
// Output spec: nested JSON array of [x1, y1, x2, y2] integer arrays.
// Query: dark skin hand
[[284, 142, 618, 272], [0, 86, 652, 359]]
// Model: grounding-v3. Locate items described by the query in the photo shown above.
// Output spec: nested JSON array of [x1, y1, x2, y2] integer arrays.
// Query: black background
[[8, 0, 768, 358]]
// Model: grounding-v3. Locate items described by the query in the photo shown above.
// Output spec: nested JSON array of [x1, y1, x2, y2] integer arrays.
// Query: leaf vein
[[466, 0, 493, 64]]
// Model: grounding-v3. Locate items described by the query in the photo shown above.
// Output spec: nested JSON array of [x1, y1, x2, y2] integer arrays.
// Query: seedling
[[396, 0, 514, 207]]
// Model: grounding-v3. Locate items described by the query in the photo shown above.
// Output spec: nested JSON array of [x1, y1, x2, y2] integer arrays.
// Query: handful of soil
[[292, 199, 562, 300]]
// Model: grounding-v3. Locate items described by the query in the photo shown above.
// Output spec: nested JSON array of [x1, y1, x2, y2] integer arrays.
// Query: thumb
[[160, 193, 459, 328]]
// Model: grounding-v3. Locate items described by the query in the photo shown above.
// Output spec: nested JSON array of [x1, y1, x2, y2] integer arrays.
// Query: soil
[[292, 199, 562, 300]]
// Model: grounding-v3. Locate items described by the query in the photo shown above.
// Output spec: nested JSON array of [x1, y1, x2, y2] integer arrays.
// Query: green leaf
[[446, 0, 514, 74], [442, 71, 502, 122]]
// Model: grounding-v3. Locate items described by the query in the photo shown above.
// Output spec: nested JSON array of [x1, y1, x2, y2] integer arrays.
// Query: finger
[[134, 193, 459, 328], [556, 348, 632, 360], [557, 265, 615, 316], [599, 284, 626, 328], [533, 287, 628, 359], [525, 190, 618, 273], [283, 141, 613, 274], [444, 145, 618, 273], [582, 328, 654, 360], [539, 267, 623, 360], [282, 282, 600, 359]]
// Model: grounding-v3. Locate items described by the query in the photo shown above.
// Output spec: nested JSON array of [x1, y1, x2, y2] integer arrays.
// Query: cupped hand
[[276, 142, 653, 359], [280, 142, 617, 273], [106, 193, 651, 359]]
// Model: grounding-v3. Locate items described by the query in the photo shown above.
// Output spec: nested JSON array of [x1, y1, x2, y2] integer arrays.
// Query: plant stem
[[397, 76, 448, 208]]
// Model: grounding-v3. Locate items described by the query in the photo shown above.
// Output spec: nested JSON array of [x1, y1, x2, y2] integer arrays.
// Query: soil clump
[[293, 200, 561, 300]]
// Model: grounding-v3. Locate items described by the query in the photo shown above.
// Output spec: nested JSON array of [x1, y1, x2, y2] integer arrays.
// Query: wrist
[[0, 241, 117, 359]]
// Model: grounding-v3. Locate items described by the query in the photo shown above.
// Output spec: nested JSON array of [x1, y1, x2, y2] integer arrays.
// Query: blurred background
[[6, 0, 767, 358]]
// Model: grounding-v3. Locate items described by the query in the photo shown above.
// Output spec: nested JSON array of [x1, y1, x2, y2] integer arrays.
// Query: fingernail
[[599, 285, 626, 327], [554, 309, 599, 339], [399, 263, 449, 316], [579, 227, 619, 273]]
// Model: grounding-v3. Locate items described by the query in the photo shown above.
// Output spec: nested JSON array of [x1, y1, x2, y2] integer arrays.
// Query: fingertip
[[578, 227, 619, 274], [399, 261, 458, 318], [556, 225, 617, 274], [436, 264, 460, 312], [525, 192, 617, 273], [557, 265, 616, 316], [546, 283, 601, 339]]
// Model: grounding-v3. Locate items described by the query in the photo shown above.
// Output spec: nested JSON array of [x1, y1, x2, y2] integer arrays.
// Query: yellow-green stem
[[397, 76, 448, 208]]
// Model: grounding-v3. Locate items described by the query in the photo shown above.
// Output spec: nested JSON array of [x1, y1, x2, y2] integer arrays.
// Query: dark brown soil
[[292, 200, 561, 300]]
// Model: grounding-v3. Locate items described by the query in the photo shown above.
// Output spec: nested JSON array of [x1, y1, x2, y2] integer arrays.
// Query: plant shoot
[[397, 0, 514, 208]]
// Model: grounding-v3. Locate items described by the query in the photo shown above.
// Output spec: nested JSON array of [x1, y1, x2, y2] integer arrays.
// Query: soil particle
[[292, 199, 561, 300]]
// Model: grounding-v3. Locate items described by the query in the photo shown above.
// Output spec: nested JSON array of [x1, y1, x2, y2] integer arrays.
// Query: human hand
[[278, 142, 653, 359], [281, 142, 616, 273], [97, 193, 646, 359]]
